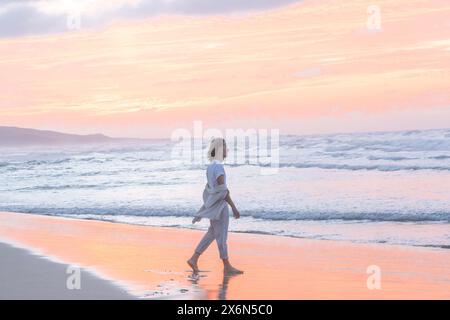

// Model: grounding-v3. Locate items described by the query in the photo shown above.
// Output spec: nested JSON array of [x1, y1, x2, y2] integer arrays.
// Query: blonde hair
[[207, 137, 226, 161]]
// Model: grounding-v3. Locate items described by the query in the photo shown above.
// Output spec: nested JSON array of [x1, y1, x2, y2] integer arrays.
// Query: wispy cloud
[[1, 0, 449, 137], [0, 0, 301, 37]]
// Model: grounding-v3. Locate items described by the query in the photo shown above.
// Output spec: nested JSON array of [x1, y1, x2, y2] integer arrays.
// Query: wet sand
[[0, 211, 449, 299]]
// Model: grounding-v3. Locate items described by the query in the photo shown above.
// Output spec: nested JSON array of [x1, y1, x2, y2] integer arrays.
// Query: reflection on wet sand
[[188, 271, 242, 300], [218, 274, 241, 300]]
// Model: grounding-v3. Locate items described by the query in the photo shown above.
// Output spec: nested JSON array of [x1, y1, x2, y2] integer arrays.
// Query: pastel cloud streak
[[0, 0, 300, 37], [0, 0, 449, 138]]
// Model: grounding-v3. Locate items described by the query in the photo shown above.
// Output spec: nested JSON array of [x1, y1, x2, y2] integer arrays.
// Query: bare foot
[[187, 259, 199, 273], [224, 266, 244, 275]]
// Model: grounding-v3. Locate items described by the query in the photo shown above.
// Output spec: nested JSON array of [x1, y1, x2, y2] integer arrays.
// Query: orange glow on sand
[[1, 211, 449, 299]]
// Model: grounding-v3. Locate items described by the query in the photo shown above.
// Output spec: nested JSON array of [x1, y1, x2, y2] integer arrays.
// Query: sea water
[[0, 128, 449, 249]]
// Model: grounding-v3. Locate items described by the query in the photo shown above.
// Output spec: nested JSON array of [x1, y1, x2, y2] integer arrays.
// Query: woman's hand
[[232, 207, 240, 219], [223, 185, 240, 219]]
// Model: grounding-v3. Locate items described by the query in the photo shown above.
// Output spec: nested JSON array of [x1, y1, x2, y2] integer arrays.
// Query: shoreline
[[53, 216, 450, 252], [1, 211, 450, 299], [5, 211, 450, 252]]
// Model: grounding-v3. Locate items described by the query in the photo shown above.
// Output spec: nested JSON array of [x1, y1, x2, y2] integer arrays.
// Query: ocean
[[1, 128, 449, 249]]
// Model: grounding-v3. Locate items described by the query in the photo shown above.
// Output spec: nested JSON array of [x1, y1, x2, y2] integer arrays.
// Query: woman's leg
[[194, 224, 215, 255], [210, 209, 229, 260], [188, 211, 243, 274], [212, 209, 243, 274], [187, 224, 215, 272]]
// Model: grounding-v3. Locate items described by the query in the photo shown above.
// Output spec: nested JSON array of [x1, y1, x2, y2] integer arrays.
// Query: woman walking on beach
[[187, 138, 244, 275]]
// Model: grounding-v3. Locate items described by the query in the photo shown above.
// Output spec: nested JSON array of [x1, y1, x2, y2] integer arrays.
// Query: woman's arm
[[217, 175, 240, 219]]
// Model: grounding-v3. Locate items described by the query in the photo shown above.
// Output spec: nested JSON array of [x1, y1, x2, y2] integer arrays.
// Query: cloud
[[294, 67, 322, 79], [0, 0, 301, 38], [116, 0, 300, 16], [0, 4, 66, 37]]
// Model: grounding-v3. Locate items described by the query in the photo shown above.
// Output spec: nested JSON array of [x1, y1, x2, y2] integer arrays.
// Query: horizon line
[[1, 124, 448, 141]]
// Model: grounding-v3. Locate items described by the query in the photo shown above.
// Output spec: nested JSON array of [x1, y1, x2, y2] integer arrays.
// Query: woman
[[187, 138, 244, 275]]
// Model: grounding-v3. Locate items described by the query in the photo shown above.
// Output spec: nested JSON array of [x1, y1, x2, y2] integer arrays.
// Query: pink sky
[[1, 0, 449, 138]]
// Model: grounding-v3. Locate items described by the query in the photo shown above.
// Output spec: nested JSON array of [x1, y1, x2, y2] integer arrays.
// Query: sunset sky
[[0, 0, 449, 138]]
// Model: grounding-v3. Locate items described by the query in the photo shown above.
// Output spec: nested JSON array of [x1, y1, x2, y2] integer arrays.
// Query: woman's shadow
[[188, 271, 242, 300]]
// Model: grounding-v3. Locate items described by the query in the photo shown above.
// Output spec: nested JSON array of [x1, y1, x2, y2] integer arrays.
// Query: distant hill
[[0, 126, 142, 147]]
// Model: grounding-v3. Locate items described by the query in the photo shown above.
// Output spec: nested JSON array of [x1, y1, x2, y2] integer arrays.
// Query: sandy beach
[[0, 211, 449, 299], [0, 242, 133, 300]]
